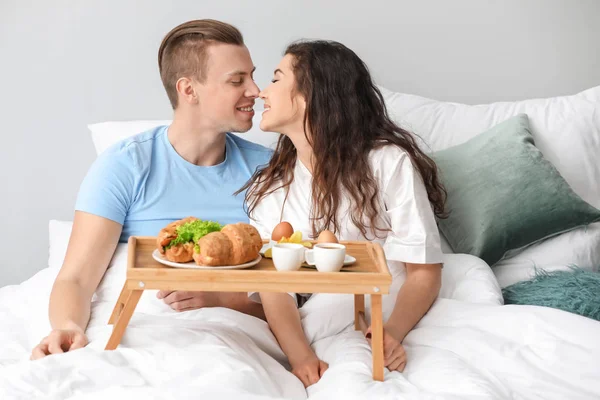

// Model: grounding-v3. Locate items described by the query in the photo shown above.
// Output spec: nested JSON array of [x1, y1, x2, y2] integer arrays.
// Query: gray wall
[[1, 0, 599, 286]]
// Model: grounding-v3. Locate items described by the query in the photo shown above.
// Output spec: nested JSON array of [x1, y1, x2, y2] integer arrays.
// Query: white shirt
[[250, 145, 444, 269]]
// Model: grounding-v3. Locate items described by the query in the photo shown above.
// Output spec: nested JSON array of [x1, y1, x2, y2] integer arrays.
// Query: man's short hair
[[158, 19, 244, 109]]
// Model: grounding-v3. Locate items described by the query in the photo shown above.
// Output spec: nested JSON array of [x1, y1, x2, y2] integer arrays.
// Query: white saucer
[[305, 254, 357, 267], [259, 243, 357, 266]]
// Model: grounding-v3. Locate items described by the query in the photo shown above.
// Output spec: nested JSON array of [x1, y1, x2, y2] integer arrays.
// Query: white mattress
[[0, 243, 598, 399]]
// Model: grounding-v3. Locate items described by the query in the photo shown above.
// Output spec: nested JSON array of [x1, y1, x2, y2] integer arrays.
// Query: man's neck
[[167, 113, 227, 166]]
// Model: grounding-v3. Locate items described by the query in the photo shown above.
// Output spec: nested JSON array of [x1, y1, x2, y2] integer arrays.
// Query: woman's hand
[[365, 324, 407, 372], [290, 352, 329, 387]]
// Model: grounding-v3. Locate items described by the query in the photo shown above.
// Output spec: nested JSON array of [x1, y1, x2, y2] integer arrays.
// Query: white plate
[[259, 243, 357, 266], [259, 242, 274, 255], [152, 249, 262, 270]]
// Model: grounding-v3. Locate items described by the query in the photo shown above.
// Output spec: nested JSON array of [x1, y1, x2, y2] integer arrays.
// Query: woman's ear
[[295, 94, 307, 114]]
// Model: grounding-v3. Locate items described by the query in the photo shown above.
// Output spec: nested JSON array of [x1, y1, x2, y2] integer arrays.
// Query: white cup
[[272, 243, 305, 271], [305, 243, 346, 272]]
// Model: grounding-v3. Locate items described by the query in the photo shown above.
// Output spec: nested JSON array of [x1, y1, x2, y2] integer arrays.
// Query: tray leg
[[105, 287, 143, 350], [371, 294, 384, 381], [354, 294, 365, 331], [108, 283, 131, 325]]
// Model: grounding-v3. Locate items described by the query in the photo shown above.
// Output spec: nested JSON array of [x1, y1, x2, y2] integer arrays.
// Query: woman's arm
[[260, 292, 328, 387], [367, 148, 444, 370], [365, 262, 441, 372], [385, 262, 442, 342]]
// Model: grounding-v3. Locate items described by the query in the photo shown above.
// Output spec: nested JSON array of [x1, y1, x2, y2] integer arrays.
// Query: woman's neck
[[286, 129, 314, 173], [296, 146, 314, 174]]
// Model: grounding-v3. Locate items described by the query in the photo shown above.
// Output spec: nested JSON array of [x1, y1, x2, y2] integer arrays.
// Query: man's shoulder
[[227, 133, 273, 163], [100, 126, 167, 168]]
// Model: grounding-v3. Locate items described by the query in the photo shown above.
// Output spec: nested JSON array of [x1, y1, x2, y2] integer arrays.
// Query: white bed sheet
[[1, 243, 599, 400]]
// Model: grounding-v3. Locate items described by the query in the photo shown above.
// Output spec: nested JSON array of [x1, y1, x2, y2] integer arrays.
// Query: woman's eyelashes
[[271, 78, 279, 83]]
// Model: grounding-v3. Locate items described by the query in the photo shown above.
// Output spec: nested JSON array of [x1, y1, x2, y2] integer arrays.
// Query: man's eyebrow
[[227, 66, 256, 76]]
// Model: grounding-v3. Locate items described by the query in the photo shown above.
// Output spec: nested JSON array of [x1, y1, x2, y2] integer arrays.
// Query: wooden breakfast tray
[[105, 236, 392, 381]]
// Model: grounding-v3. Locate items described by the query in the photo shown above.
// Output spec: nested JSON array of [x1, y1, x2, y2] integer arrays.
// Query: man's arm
[[156, 289, 266, 320], [31, 211, 122, 359]]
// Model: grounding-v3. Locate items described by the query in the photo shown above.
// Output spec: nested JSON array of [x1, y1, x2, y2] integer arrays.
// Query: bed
[[1, 229, 598, 399], [1, 85, 599, 399]]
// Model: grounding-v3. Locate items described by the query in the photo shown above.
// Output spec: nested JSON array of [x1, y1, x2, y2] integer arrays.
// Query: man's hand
[[157, 291, 266, 320], [365, 324, 407, 372], [290, 353, 329, 388], [30, 329, 88, 360], [157, 290, 223, 312]]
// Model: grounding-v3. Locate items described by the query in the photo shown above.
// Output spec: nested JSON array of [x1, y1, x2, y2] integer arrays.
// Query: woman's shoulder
[[368, 144, 411, 170]]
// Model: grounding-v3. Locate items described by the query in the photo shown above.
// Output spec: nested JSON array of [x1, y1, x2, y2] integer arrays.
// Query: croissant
[[156, 216, 198, 263], [193, 223, 262, 266]]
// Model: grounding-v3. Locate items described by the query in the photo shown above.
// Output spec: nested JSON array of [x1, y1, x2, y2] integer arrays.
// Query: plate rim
[[152, 249, 262, 270]]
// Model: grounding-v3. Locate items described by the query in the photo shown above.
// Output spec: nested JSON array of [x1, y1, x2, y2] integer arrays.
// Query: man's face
[[192, 44, 259, 133]]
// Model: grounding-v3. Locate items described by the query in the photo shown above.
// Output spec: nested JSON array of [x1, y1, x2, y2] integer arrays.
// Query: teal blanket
[[502, 267, 600, 320]]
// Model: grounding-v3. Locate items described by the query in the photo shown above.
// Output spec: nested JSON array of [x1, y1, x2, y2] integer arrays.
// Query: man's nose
[[246, 80, 260, 98]]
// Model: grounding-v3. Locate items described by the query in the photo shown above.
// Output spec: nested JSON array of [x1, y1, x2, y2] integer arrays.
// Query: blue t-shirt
[[75, 126, 273, 242]]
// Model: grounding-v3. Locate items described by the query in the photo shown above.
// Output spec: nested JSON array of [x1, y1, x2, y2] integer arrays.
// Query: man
[[31, 19, 271, 359]]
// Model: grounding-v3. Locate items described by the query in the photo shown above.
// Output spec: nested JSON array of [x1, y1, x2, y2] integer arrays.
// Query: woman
[[240, 40, 446, 387]]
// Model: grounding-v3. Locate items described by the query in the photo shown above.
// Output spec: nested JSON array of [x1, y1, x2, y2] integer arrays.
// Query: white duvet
[[1, 243, 599, 400]]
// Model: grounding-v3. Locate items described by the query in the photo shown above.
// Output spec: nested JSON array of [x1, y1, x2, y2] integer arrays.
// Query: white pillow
[[88, 112, 280, 156], [49, 220, 128, 272], [48, 220, 74, 270], [88, 120, 171, 155], [380, 85, 600, 285], [381, 85, 600, 206]]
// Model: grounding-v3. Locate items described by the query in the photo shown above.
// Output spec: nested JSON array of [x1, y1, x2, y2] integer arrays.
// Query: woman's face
[[259, 54, 306, 136]]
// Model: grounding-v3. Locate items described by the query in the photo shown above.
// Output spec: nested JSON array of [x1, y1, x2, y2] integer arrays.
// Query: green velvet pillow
[[433, 114, 600, 266]]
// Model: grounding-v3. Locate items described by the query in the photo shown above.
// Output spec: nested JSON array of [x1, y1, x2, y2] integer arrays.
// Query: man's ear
[[176, 77, 198, 105]]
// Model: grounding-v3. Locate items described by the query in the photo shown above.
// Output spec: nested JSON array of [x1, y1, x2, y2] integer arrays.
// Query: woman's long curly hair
[[240, 40, 446, 238]]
